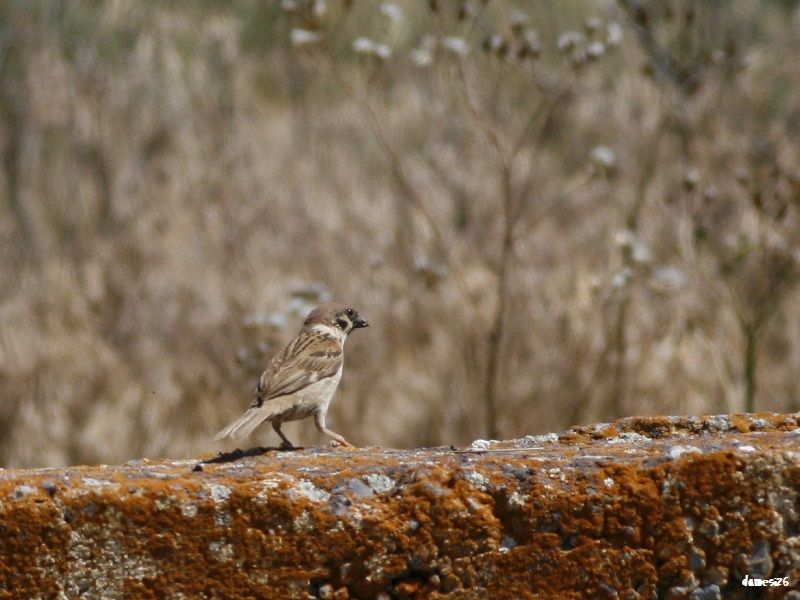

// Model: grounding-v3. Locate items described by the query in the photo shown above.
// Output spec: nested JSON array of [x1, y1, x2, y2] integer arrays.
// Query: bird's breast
[[278, 367, 343, 422]]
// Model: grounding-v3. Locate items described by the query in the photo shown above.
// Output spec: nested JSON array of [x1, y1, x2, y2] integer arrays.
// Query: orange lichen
[[1, 412, 799, 598]]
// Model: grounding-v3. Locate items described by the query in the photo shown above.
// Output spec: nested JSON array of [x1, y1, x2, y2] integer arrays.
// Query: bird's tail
[[213, 406, 272, 441]]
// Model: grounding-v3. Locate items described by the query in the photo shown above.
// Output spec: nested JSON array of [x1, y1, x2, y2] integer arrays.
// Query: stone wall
[[2, 412, 800, 599]]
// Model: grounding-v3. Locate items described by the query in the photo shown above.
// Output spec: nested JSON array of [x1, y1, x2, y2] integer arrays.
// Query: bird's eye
[[346, 308, 354, 316]]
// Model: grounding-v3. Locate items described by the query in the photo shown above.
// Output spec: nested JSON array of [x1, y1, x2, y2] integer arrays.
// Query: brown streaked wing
[[256, 334, 343, 402]]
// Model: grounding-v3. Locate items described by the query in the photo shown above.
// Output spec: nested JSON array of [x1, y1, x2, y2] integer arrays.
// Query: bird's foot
[[331, 439, 357, 449]]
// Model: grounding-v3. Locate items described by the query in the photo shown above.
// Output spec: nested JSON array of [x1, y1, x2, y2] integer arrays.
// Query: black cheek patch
[[336, 318, 349, 329]]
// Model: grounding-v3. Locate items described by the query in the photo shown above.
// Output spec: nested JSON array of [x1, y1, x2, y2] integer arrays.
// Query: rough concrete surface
[[2, 412, 800, 599]]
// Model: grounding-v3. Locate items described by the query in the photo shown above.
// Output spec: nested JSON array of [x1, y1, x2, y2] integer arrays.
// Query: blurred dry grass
[[1, 0, 800, 467]]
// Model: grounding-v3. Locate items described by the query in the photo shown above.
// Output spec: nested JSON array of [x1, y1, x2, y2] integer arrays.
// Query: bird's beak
[[353, 316, 369, 328]]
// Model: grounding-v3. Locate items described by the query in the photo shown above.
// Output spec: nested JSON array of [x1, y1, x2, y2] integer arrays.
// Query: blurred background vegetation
[[1, 0, 799, 468]]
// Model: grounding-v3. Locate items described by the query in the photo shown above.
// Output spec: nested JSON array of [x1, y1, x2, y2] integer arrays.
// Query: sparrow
[[214, 302, 369, 448]]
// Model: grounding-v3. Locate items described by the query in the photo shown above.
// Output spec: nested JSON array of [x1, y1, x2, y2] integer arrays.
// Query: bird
[[214, 301, 369, 448]]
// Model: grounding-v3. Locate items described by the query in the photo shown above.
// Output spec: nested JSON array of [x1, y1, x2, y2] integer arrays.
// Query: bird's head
[[304, 302, 369, 335]]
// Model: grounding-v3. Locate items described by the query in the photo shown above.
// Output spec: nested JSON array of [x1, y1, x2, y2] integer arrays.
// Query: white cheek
[[309, 324, 348, 344]]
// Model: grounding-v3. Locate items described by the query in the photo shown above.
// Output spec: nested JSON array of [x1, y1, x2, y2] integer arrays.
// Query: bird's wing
[[252, 333, 343, 405]]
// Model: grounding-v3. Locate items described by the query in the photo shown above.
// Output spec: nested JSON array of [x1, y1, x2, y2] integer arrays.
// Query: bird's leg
[[272, 421, 296, 450], [314, 412, 353, 448]]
